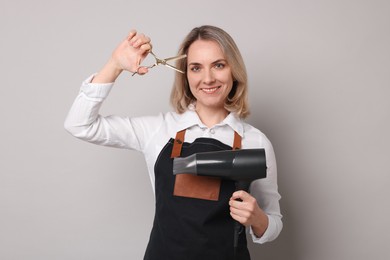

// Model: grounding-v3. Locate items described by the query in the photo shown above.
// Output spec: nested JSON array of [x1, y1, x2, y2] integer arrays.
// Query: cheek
[[187, 75, 200, 90], [223, 75, 234, 90], [186, 78, 197, 98]]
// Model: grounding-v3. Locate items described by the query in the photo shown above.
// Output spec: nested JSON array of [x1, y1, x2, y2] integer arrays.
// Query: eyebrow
[[188, 59, 227, 66]]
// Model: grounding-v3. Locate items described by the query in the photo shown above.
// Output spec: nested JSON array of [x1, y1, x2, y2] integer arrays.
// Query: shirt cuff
[[79, 74, 114, 100], [249, 215, 276, 244]]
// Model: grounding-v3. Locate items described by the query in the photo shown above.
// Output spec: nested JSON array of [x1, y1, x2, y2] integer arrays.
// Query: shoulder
[[241, 121, 273, 149], [158, 111, 184, 130], [132, 111, 194, 130], [132, 111, 179, 125], [137, 111, 188, 137]]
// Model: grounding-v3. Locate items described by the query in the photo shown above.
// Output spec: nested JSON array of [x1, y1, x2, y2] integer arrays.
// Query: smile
[[201, 86, 221, 94]]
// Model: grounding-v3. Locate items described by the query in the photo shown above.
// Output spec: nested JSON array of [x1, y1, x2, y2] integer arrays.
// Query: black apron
[[144, 130, 251, 260]]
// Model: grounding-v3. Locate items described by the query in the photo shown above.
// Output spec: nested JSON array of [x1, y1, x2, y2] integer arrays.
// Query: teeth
[[202, 87, 219, 93]]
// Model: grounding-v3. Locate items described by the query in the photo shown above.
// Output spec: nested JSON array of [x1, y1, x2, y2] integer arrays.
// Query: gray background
[[1, 0, 389, 259]]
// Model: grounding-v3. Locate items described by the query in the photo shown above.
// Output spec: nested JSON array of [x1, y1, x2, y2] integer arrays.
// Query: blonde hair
[[170, 25, 250, 118]]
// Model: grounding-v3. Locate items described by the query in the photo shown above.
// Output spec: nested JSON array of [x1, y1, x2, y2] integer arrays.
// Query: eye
[[190, 65, 201, 72], [214, 63, 226, 69]]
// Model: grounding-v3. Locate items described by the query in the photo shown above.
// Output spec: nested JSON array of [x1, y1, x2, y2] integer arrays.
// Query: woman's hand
[[229, 190, 269, 238], [112, 30, 152, 74], [92, 30, 152, 83]]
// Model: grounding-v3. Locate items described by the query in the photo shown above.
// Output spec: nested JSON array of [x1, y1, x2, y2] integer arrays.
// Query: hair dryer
[[173, 149, 267, 254]]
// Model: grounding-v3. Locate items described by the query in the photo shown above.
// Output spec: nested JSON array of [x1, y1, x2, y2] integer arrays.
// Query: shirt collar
[[175, 105, 244, 137], [220, 112, 244, 137]]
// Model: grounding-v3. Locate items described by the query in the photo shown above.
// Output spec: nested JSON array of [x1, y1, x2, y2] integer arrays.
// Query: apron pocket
[[173, 174, 221, 201]]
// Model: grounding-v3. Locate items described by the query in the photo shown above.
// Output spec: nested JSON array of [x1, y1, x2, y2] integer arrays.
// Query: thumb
[[135, 66, 149, 75]]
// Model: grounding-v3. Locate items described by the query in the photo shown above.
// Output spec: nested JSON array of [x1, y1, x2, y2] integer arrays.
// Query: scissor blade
[[163, 54, 187, 62], [164, 63, 185, 74]]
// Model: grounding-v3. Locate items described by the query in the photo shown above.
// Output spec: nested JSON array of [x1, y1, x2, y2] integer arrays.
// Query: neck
[[195, 106, 229, 128]]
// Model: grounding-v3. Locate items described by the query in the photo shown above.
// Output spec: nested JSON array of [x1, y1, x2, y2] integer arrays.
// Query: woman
[[65, 25, 282, 260]]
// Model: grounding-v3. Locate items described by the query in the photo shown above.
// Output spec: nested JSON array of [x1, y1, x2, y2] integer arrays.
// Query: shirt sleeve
[[248, 136, 283, 244], [64, 75, 164, 152]]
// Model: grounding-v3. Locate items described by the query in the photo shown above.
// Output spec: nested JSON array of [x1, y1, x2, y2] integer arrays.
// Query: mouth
[[201, 86, 221, 94]]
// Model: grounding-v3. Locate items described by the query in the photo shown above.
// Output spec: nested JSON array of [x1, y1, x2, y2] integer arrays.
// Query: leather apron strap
[[170, 129, 186, 158], [233, 131, 242, 150]]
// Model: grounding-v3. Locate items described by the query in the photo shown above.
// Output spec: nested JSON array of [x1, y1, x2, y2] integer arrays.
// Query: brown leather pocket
[[173, 174, 221, 201]]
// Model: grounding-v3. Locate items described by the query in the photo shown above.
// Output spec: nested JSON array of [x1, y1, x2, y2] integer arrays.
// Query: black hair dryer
[[173, 149, 267, 254]]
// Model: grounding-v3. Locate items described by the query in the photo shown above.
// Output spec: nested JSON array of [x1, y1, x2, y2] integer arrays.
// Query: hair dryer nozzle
[[172, 153, 197, 175]]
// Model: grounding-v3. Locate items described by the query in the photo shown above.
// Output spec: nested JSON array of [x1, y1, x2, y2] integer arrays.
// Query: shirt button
[[210, 129, 215, 134]]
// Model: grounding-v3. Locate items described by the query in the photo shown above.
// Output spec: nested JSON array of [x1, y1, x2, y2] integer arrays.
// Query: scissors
[[132, 51, 187, 76]]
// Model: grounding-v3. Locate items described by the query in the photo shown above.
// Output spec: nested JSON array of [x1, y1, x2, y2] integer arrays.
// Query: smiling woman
[[171, 26, 250, 120], [186, 40, 234, 127], [64, 25, 282, 260]]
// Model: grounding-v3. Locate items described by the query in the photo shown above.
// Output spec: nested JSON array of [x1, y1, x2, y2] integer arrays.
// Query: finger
[[126, 29, 137, 41], [134, 38, 150, 48], [229, 198, 248, 212], [230, 190, 250, 201], [230, 192, 258, 212], [130, 34, 151, 48], [136, 66, 149, 75], [230, 198, 255, 216], [230, 210, 250, 225], [230, 206, 250, 219], [140, 42, 152, 52], [229, 199, 240, 208], [128, 31, 141, 46], [229, 202, 243, 215]]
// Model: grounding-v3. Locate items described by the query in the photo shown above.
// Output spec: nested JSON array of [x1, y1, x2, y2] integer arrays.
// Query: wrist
[[251, 212, 269, 238], [92, 58, 123, 83]]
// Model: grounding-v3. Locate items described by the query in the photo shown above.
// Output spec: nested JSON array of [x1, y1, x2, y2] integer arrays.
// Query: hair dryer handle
[[233, 180, 250, 256], [235, 180, 251, 192]]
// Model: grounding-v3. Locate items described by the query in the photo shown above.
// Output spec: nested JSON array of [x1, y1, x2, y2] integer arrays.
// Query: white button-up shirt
[[64, 75, 283, 244]]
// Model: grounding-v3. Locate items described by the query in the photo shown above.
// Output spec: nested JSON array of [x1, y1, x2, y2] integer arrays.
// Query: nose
[[203, 69, 216, 85]]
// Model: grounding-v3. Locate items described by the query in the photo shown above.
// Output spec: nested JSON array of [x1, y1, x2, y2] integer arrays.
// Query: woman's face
[[186, 40, 233, 112]]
